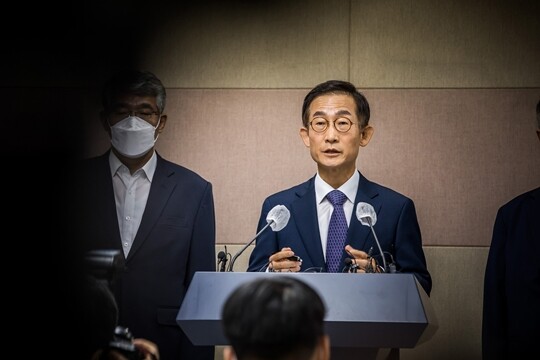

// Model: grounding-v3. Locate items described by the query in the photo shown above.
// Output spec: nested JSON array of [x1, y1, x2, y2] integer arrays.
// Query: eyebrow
[[112, 102, 157, 111], [312, 109, 352, 117]]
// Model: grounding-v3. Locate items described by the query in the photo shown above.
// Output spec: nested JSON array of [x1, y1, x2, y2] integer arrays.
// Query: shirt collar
[[315, 170, 359, 204], [109, 151, 158, 181]]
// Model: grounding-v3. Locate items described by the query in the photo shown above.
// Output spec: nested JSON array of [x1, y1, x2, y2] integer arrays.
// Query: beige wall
[[82, 88, 540, 250], [8, 0, 539, 359]]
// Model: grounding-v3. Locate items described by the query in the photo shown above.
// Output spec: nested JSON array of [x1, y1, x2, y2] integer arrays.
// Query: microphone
[[227, 205, 291, 272], [355, 202, 387, 273], [217, 246, 229, 272]]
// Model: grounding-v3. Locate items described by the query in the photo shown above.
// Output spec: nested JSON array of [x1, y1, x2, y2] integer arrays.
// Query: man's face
[[300, 93, 372, 178], [101, 94, 167, 136]]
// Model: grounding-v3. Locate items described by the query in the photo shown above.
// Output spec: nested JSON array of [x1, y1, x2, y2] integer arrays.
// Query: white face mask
[[110, 116, 160, 158]]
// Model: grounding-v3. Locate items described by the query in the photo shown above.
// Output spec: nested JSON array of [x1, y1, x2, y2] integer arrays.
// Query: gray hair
[[102, 70, 166, 113]]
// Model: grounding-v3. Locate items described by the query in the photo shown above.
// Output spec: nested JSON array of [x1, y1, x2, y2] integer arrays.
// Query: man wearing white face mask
[[109, 115, 162, 159], [74, 70, 216, 360]]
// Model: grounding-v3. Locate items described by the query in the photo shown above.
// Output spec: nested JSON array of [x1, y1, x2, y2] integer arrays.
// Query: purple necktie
[[326, 190, 348, 273]]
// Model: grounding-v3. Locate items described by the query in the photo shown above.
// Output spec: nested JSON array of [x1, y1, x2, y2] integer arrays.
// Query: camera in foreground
[[102, 326, 144, 360]]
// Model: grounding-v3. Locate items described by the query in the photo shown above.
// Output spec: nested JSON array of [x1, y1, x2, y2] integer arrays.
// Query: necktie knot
[[327, 190, 347, 207]]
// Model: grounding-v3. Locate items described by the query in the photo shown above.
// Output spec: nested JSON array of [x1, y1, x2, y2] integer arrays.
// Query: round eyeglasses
[[108, 110, 160, 123], [309, 118, 355, 133]]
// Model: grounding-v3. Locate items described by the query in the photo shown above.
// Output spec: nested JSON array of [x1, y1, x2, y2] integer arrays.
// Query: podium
[[177, 272, 437, 360]]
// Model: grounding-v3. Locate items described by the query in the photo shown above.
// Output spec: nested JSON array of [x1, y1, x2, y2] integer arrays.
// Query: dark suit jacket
[[75, 151, 216, 360], [482, 187, 540, 359], [247, 172, 432, 295]]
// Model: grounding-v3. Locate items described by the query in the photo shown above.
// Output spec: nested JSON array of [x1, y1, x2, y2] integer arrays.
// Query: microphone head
[[356, 202, 377, 226], [266, 205, 291, 232]]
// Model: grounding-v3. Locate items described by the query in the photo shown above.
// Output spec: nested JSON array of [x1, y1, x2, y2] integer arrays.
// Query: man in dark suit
[[74, 70, 215, 359], [247, 80, 431, 296], [482, 99, 540, 359]]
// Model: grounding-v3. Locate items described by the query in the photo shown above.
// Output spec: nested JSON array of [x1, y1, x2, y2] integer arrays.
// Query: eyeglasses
[[309, 118, 355, 133], [108, 110, 160, 123]]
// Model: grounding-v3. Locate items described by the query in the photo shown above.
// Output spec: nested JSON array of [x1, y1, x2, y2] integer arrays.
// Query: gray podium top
[[177, 272, 437, 348]]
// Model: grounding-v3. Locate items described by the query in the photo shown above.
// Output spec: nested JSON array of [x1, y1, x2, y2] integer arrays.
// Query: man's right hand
[[268, 247, 302, 272]]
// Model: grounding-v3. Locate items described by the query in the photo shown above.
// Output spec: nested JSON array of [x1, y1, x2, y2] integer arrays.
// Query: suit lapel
[[347, 172, 382, 251], [97, 152, 123, 252], [291, 178, 326, 266], [127, 156, 176, 261]]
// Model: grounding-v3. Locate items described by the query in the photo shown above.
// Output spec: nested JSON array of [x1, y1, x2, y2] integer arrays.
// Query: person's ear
[[223, 346, 237, 360], [156, 114, 167, 135], [359, 125, 374, 147], [300, 127, 311, 148], [312, 335, 331, 360]]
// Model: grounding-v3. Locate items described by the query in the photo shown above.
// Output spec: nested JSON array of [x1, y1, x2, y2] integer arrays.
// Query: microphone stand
[[366, 218, 387, 273], [220, 256, 228, 272], [227, 220, 274, 272]]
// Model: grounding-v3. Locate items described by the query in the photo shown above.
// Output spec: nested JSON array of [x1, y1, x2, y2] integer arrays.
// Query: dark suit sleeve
[[187, 182, 216, 280], [482, 207, 508, 359], [179, 181, 216, 360], [394, 199, 432, 295], [481, 189, 540, 359]]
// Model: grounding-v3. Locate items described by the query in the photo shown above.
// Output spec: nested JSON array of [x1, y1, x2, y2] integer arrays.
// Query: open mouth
[[323, 149, 341, 154]]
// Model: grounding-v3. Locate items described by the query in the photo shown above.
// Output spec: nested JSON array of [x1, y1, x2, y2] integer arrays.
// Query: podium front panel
[[177, 272, 435, 348]]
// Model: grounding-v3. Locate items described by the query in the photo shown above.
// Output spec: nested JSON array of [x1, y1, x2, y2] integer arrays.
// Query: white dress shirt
[[314, 171, 359, 260], [109, 151, 157, 257]]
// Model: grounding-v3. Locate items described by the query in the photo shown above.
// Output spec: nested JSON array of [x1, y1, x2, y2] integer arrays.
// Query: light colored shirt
[[109, 151, 157, 257], [314, 171, 359, 260]]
